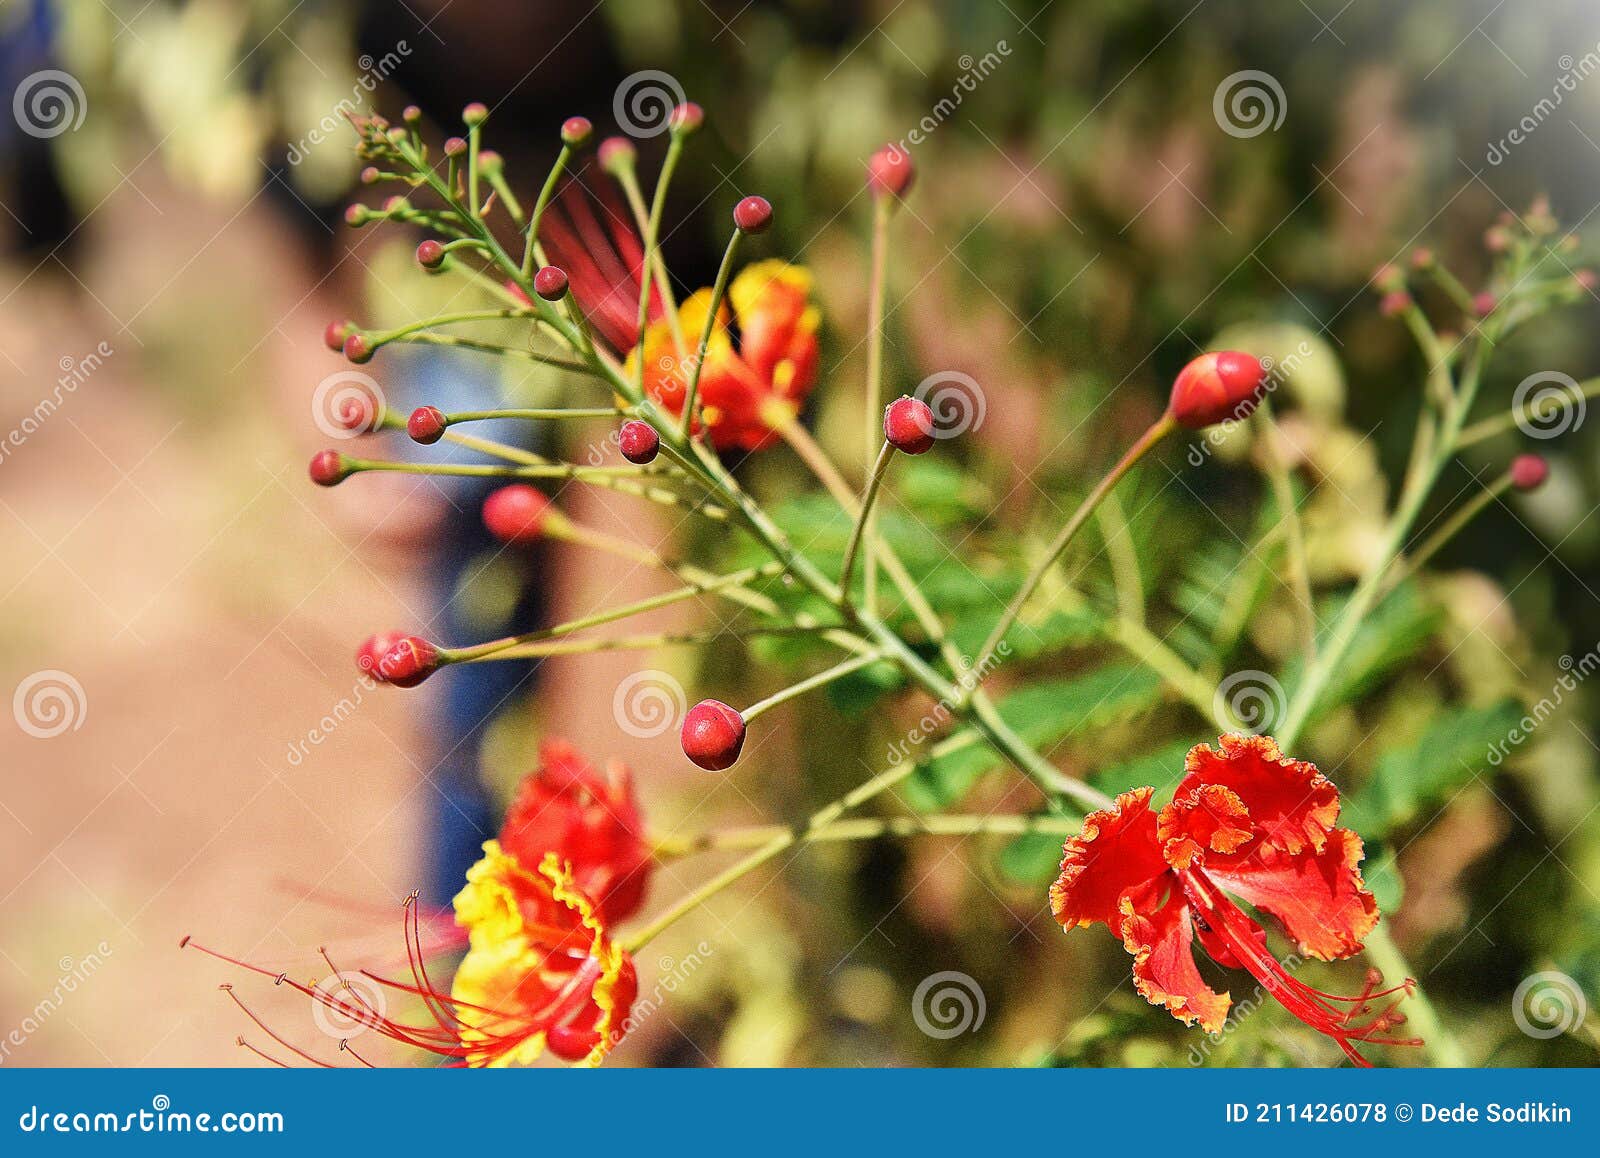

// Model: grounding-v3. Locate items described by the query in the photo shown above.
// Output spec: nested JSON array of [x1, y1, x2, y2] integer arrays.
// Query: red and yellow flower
[[1052, 734, 1416, 1066], [627, 259, 821, 451], [499, 738, 652, 923]]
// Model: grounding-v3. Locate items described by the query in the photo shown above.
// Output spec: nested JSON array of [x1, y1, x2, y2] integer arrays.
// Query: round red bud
[[1379, 290, 1413, 318], [343, 204, 370, 228], [462, 102, 489, 127], [1409, 247, 1434, 270], [733, 196, 773, 235], [356, 631, 407, 677], [308, 450, 350, 487], [343, 333, 374, 364], [1510, 454, 1549, 492], [407, 405, 448, 445], [323, 320, 353, 352], [598, 136, 636, 173], [681, 700, 746, 771], [1168, 350, 1270, 430], [618, 420, 660, 464], [669, 102, 704, 135], [534, 266, 569, 301], [561, 116, 593, 147], [359, 166, 380, 185], [1472, 291, 1497, 317], [377, 636, 440, 688], [483, 484, 554, 544], [416, 239, 446, 269], [884, 396, 937, 454], [867, 146, 915, 199]]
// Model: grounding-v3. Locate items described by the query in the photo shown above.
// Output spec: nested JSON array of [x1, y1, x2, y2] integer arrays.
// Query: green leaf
[[997, 830, 1067, 887], [1344, 700, 1523, 836], [946, 602, 1103, 662], [824, 659, 906, 717], [1363, 841, 1405, 912], [1086, 739, 1197, 801], [906, 664, 1164, 810]]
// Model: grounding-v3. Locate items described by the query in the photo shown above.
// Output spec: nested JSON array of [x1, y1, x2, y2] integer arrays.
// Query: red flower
[[537, 176, 663, 352], [499, 739, 653, 922], [1051, 734, 1415, 1066], [184, 846, 637, 1068]]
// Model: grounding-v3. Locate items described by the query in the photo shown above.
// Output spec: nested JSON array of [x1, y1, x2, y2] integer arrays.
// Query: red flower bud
[[343, 333, 374, 364], [1472, 291, 1497, 317], [1510, 453, 1549, 492], [1379, 290, 1412, 318], [617, 420, 660, 464], [402, 105, 422, 125], [356, 630, 407, 677], [483, 484, 554, 544], [883, 396, 937, 454], [1575, 270, 1598, 293], [323, 320, 353, 352], [443, 136, 467, 158], [534, 266, 570, 301], [561, 116, 593, 147], [681, 700, 746, 771], [598, 136, 636, 174], [1409, 247, 1434, 270], [733, 195, 773, 235], [1167, 350, 1269, 430], [867, 146, 915, 199], [377, 636, 440, 688], [343, 204, 370, 228], [462, 102, 489, 127], [669, 102, 704, 135], [416, 239, 446, 269], [308, 450, 350, 487], [359, 166, 381, 185], [407, 405, 448, 445]]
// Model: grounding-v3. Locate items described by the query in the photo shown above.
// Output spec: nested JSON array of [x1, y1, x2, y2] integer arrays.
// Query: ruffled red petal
[[1120, 886, 1231, 1033], [1162, 734, 1341, 863], [1050, 788, 1171, 931]]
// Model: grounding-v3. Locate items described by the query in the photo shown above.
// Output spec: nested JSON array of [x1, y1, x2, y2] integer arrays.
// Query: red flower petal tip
[[482, 484, 555, 545], [1167, 350, 1269, 430], [884, 395, 937, 454], [681, 700, 746, 770]]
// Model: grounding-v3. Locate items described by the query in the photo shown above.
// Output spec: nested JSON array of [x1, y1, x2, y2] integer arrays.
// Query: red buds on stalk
[[343, 333, 374, 364], [1472, 291, 1497, 317], [407, 406, 448, 445], [681, 700, 746, 770], [416, 240, 446, 269], [883, 396, 937, 454], [669, 102, 704, 135], [356, 631, 408, 677], [534, 266, 570, 301], [462, 102, 489, 127], [1167, 351, 1270, 430], [561, 116, 593, 148], [1379, 291, 1412, 318], [598, 137, 636, 174], [376, 636, 440, 688], [323, 320, 353, 352], [867, 145, 915, 200], [308, 450, 350, 487], [618, 420, 660, 464], [483, 484, 555, 544], [1511, 454, 1549, 492], [733, 196, 773, 235]]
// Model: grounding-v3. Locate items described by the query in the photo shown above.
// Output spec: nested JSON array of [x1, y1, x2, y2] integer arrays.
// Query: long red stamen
[[1180, 872, 1422, 1066]]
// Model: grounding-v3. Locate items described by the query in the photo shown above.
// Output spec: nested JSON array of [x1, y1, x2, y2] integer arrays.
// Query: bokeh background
[[3, 0, 1599, 1067]]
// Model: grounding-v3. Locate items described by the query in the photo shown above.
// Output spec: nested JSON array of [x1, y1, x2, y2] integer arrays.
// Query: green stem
[[838, 441, 895, 603], [522, 143, 574, 277], [680, 231, 742, 437], [653, 811, 1081, 858], [741, 651, 887, 722], [863, 197, 892, 618], [1363, 924, 1465, 1066]]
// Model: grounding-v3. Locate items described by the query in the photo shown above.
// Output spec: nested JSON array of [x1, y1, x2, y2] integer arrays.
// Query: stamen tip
[[179, 934, 191, 949]]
